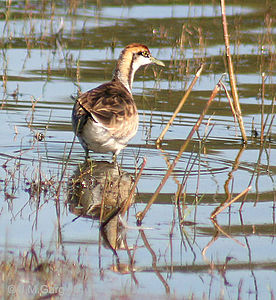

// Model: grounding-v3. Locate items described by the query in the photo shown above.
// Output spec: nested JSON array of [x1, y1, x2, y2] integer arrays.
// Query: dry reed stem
[[136, 82, 220, 225], [211, 186, 252, 219], [220, 0, 247, 143], [156, 64, 204, 144]]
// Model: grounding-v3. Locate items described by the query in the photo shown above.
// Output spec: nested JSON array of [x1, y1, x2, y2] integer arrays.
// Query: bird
[[72, 43, 165, 159]]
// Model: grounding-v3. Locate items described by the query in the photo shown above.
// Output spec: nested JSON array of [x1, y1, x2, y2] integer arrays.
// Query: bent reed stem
[[136, 82, 221, 225], [156, 64, 204, 144], [211, 186, 252, 219]]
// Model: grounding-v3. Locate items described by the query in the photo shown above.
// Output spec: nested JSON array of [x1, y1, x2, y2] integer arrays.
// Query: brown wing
[[76, 80, 137, 132]]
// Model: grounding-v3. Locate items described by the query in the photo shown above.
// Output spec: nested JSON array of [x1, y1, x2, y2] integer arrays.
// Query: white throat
[[113, 52, 151, 94]]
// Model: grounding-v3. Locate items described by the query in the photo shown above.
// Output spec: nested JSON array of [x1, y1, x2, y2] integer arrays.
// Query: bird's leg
[[85, 149, 90, 160], [112, 153, 117, 163]]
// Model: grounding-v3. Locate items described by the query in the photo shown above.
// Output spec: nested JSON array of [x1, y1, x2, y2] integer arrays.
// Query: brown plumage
[[72, 43, 165, 158]]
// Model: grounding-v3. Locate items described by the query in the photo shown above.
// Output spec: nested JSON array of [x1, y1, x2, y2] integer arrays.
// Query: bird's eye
[[139, 51, 150, 58]]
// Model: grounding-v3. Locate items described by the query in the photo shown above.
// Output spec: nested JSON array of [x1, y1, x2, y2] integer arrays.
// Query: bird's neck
[[112, 51, 139, 94]]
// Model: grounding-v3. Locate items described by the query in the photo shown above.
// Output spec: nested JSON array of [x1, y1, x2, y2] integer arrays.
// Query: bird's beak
[[150, 56, 165, 67]]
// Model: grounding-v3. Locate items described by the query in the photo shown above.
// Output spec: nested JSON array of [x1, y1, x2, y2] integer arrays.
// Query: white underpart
[[80, 116, 138, 155], [80, 120, 123, 154]]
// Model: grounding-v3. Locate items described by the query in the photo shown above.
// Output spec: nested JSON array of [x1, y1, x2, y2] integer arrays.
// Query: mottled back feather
[[76, 79, 137, 132]]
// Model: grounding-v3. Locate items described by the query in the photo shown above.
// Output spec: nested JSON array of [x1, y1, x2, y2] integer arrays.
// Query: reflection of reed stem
[[220, 0, 247, 143], [99, 173, 108, 223], [120, 157, 146, 216], [156, 64, 204, 144], [136, 83, 220, 225], [140, 230, 170, 294], [122, 237, 139, 285], [222, 146, 246, 206], [202, 218, 245, 256], [55, 133, 77, 245]]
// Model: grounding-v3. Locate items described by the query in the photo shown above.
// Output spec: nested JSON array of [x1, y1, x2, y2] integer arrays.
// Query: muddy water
[[0, 0, 275, 299]]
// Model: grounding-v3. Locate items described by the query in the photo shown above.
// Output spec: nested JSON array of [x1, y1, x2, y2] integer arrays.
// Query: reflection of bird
[[72, 43, 165, 158], [68, 160, 135, 250]]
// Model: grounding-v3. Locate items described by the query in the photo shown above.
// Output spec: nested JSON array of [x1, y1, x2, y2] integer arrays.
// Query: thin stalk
[[220, 81, 237, 124], [136, 83, 220, 225], [156, 64, 204, 144], [263, 97, 275, 137], [260, 72, 265, 144], [220, 0, 247, 143]]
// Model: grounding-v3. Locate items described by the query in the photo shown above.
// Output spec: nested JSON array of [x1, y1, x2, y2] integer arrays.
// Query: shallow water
[[0, 0, 275, 299]]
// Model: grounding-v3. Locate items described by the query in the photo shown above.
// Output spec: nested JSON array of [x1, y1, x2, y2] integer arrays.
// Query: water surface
[[0, 0, 275, 299]]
